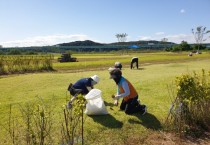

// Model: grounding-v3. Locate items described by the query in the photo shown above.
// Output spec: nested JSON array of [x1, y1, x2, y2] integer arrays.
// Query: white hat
[[114, 62, 122, 69], [115, 62, 121, 66], [91, 75, 100, 84]]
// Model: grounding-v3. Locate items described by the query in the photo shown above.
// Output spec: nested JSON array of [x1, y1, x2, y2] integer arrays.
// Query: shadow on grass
[[130, 67, 145, 70], [138, 67, 144, 70], [128, 113, 162, 130], [89, 114, 123, 129], [104, 101, 115, 107]]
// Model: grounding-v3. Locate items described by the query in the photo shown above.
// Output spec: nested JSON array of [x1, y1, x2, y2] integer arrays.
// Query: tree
[[161, 38, 168, 43], [0, 45, 2, 48], [0, 50, 3, 55], [8, 49, 22, 55], [192, 44, 206, 51], [115, 33, 128, 42], [192, 26, 210, 53], [179, 41, 191, 51], [115, 34, 120, 42], [172, 45, 181, 52]]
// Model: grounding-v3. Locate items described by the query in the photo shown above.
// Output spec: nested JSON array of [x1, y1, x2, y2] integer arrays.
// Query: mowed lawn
[[0, 54, 210, 144]]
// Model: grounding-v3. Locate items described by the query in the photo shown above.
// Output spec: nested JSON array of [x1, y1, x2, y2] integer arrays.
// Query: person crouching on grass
[[67, 75, 100, 108], [114, 62, 122, 70], [108, 68, 147, 115]]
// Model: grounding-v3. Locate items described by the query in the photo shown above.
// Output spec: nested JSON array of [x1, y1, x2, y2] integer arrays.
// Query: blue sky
[[0, 0, 209, 47]]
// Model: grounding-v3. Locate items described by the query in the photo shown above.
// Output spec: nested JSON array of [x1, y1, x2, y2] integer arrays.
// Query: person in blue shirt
[[67, 75, 100, 108]]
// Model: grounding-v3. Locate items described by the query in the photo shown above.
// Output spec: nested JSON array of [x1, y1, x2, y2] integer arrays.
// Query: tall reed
[[0, 55, 54, 74]]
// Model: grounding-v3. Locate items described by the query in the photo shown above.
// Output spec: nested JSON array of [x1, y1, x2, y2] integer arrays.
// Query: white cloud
[[138, 36, 152, 41], [166, 34, 195, 43], [163, 34, 210, 44], [0, 34, 92, 47], [180, 9, 186, 13], [155, 32, 165, 35], [166, 34, 188, 42], [137, 33, 210, 44]]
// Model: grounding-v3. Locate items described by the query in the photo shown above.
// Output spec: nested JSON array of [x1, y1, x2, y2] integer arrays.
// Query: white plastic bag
[[84, 89, 109, 115]]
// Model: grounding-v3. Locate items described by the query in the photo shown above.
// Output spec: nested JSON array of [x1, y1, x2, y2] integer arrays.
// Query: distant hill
[[108, 40, 175, 45], [56, 40, 175, 47], [57, 40, 104, 46], [0, 40, 178, 54]]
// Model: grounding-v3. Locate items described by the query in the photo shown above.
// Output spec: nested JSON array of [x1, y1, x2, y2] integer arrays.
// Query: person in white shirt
[[131, 57, 138, 69]]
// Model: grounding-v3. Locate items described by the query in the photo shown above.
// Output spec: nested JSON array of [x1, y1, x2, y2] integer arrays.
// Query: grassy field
[[53, 52, 210, 71], [0, 52, 210, 144]]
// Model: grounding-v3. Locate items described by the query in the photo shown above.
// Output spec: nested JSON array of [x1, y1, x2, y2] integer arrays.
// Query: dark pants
[[68, 83, 83, 96], [120, 96, 145, 114], [131, 58, 138, 69]]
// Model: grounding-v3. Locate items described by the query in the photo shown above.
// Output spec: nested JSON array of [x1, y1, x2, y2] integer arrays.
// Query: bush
[[171, 45, 182, 52], [164, 47, 172, 52], [0, 50, 4, 55], [179, 41, 192, 51], [166, 69, 210, 137], [1, 98, 55, 145], [8, 49, 22, 55], [192, 44, 206, 51]]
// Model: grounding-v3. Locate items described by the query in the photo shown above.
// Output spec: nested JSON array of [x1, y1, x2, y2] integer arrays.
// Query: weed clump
[[166, 69, 210, 137]]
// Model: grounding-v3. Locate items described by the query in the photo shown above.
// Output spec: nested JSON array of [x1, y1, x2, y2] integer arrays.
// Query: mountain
[[56, 40, 175, 47], [57, 40, 104, 46], [108, 40, 175, 45]]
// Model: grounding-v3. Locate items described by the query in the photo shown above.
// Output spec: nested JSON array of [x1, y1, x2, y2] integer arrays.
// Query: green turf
[[0, 54, 210, 144], [53, 52, 210, 71]]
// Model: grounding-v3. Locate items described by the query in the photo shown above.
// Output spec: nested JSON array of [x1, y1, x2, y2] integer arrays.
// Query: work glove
[[114, 100, 118, 106], [111, 95, 119, 106], [66, 101, 72, 109]]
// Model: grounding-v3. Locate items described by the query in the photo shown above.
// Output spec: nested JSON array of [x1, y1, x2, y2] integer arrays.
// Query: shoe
[[133, 100, 139, 107], [141, 105, 147, 115]]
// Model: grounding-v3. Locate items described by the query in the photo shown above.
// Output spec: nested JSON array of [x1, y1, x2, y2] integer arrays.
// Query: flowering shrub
[[168, 69, 210, 136]]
